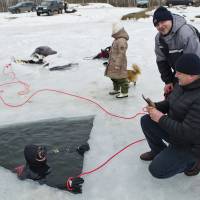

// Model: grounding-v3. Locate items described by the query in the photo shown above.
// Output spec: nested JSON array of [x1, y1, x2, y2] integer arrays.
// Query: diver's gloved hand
[[76, 143, 90, 156], [70, 177, 84, 193], [14, 165, 25, 176]]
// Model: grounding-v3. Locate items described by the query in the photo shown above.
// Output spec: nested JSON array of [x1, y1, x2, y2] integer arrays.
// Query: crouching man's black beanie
[[153, 6, 173, 26], [175, 54, 200, 75]]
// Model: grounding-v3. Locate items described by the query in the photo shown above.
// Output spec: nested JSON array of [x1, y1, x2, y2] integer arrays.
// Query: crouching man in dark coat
[[140, 53, 200, 178]]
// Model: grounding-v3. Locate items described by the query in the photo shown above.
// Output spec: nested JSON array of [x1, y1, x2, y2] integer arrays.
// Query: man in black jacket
[[140, 53, 200, 178], [153, 7, 200, 97]]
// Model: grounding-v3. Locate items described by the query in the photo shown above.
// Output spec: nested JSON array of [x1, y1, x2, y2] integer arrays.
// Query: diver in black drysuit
[[15, 143, 90, 193]]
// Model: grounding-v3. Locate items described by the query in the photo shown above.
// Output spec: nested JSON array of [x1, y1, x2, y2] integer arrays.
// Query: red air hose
[[66, 138, 145, 190], [1, 64, 146, 191], [0, 64, 145, 119]]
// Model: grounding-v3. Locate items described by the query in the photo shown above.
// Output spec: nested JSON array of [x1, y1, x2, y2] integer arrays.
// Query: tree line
[[0, 0, 160, 12]]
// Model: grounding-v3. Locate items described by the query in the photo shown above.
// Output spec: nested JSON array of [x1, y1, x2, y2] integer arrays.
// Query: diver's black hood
[[24, 144, 50, 176], [24, 144, 47, 167]]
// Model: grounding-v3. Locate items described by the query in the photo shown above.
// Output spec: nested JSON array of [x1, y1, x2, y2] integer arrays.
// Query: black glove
[[70, 177, 84, 193], [76, 143, 90, 156]]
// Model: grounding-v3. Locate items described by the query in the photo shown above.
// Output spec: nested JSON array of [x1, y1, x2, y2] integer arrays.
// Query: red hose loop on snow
[[0, 88, 145, 119], [1, 64, 30, 95], [2, 63, 16, 80], [0, 63, 146, 119], [17, 80, 30, 95], [0, 80, 30, 96]]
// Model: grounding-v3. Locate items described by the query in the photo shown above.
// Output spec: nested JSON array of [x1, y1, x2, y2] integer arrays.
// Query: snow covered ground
[[0, 3, 200, 200]]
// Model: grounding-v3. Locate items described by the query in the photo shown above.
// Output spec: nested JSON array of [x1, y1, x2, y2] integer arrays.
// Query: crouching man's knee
[[140, 114, 151, 128], [148, 161, 167, 179]]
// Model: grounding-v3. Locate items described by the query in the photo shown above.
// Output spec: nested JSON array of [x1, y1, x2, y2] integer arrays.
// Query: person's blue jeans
[[140, 114, 197, 178]]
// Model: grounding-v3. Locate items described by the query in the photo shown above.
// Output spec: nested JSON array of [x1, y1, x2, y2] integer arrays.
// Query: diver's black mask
[[36, 146, 47, 162]]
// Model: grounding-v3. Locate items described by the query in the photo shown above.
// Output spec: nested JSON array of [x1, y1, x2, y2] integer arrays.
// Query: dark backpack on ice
[[93, 46, 111, 59]]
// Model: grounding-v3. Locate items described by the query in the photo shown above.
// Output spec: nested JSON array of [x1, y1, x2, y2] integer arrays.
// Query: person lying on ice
[[15, 46, 57, 64], [15, 143, 90, 193], [13, 46, 78, 71]]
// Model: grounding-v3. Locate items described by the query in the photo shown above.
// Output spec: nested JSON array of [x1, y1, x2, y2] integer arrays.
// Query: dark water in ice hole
[[0, 116, 94, 189]]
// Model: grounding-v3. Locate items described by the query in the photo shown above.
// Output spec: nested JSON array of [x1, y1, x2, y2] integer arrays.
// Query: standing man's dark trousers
[[140, 114, 197, 178]]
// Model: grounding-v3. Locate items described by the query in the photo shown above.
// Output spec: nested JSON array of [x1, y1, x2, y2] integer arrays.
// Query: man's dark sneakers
[[184, 160, 200, 176], [140, 151, 156, 161]]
